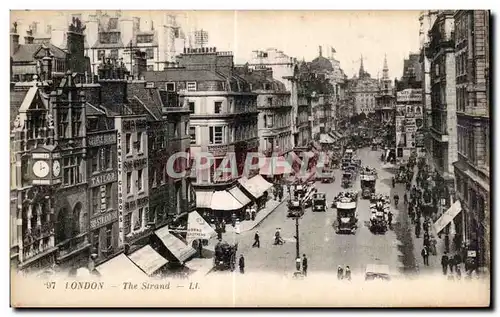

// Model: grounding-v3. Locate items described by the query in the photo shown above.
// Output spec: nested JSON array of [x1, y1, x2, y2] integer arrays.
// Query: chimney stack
[[41, 47, 53, 81], [66, 17, 86, 78], [10, 22, 20, 56], [24, 28, 34, 44]]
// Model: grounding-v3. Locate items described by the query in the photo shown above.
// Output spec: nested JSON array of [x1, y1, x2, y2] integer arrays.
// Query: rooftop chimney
[[66, 17, 86, 76], [10, 22, 20, 56], [24, 29, 34, 44]]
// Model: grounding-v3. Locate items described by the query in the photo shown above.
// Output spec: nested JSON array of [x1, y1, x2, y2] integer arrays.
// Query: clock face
[[53, 160, 61, 177], [33, 160, 50, 178]]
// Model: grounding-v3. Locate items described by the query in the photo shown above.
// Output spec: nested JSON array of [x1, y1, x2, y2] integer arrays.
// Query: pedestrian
[[448, 256, 455, 273], [217, 228, 223, 240], [387, 211, 393, 228], [221, 219, 226, 233], [251, 231, 260, 248], [404, 193, 408, 205], [239, 254, 245, 274], [279, 187, 284, 201], [344, 266, 351, 281], [302, 254, 308, 276], [441, 252, 449, 275], [453, 253, 462, 270], [295, 257, 301, 271], [337, 265, 344, 280], [421, 246, 429, 266], [456, 265, 462, 280], [231, 213, 236, 227], [392, 177, 395, 188]]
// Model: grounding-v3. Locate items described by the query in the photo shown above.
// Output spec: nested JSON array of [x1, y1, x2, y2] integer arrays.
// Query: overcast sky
[[11, 10, 421, 79]]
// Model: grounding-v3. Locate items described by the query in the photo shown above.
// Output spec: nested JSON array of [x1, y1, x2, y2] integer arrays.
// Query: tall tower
[[358, 54, 364, 78], [381, 54, 392, 93]]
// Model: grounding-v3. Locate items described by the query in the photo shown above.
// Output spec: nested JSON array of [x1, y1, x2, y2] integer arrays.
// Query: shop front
[[210, 189, 245, 223], [238, 175, 273, 210], [127, 244, 169, 277]]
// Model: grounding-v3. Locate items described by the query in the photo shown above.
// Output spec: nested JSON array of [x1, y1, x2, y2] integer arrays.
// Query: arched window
[[73, 202, 83, 235], [56, 209, 67, 243]]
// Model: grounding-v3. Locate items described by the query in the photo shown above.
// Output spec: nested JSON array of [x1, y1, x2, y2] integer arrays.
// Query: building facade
[[426, 11, 458, 192], [453, 10, 490, 272], [248, 49, 304, 148], [419, 10, 440, 167], [144, 47, 259, 196], [350, 56, 381, 114], [10, 19, 93, 274], [235, 66, 293, 156]]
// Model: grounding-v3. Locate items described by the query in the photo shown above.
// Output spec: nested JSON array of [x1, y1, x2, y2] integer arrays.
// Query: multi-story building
[[144, 47, 257, 220], [393, 54, 425, 159], [349, 56, 381, 114], [85, 95, 120, 264], [235, 65, 293, 156], [10, 19, 92, 273], [425, 11, 458, 200], [10, 21, 91, 84], [394, 89, 425, 160], [453, 10, 490, 272], [375, 55, 396, 124], [419, 10, 440, 166], [23, 11, 186, 75], [248, 49, 304, 148]]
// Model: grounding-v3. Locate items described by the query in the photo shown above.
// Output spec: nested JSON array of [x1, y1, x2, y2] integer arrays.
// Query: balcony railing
[[22, 223, 54, 247]]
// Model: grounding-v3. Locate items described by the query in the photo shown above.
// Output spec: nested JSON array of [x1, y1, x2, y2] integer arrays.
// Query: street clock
[[30, 145, 62, 186]]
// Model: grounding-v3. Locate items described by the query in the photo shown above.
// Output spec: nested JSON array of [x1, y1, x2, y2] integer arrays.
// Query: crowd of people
[[402, 159, 479, 279]]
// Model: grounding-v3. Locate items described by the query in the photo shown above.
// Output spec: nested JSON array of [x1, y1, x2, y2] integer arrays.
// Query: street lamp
[[290, 204, 304, 270]]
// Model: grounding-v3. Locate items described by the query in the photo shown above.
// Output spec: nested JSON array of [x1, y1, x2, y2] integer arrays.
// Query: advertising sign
[[117, 131, 124, 246], [416, 132, 425, 147], [396, 89, 423, 103]]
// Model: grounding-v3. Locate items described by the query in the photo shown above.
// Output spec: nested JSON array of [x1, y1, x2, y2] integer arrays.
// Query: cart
[[312, 192, 327, 212]]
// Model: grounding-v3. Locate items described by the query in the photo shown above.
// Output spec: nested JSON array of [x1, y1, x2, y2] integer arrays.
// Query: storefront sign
[[125, 197, 149, 212], [123, 158, 148, 171], [467, 250, 477, 257], [90, 210, 118, 230], [90, 171, 117, 188], [397, 89, 423, 103], [117, 131, 124, 246], [88, 132, 117, 147], [122, 119, 148, 133]]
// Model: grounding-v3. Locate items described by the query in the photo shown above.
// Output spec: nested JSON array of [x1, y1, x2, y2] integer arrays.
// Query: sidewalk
[[226, 196, 286, 234], [406, 164, 463, 276]]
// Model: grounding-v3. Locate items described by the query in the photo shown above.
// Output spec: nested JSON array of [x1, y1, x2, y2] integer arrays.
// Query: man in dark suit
[[239, 254, 245, 274], [302, 254, 308, 276], [252, 231, 260, 248]]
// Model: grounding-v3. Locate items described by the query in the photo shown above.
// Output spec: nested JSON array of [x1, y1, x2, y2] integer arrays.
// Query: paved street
[[213, 147, 413, 278]]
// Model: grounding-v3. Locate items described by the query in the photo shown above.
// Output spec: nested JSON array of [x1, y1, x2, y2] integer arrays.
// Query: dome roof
[[310, 56, 333, 72]]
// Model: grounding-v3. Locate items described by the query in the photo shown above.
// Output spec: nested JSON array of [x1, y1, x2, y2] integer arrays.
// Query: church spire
[[382, 53, 389, 79], [359, 54, 364, 78]]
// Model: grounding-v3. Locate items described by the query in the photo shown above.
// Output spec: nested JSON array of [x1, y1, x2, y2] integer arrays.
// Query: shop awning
[[433, 201, 463, 234], [96, 253, 148, 279], [155, 226, 197, 263], [320, 133, 335, 144], [211, 190, 243, 211], [127, 245, 169, 276], [228, 186, 251, 206], [238, 174, 273, 199], [259, 156, 292, 176], [184, 258, 214, 277], [195, 190, 214, 209]]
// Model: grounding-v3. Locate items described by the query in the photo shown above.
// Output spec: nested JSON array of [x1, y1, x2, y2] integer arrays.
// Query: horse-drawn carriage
[[214, 241, 238, 271]]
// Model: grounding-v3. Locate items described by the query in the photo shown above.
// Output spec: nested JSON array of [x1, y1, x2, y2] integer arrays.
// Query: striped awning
[[228, 186, 251, 206], [127, 245, 168, 276]]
